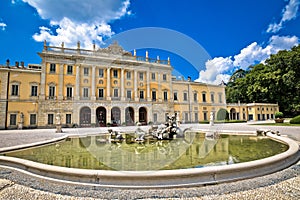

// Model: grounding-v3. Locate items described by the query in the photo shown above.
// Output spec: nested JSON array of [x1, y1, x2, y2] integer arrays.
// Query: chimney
[[15, 61, 19, 68], [6, 59, 10, 67], [21, 61, 24, 68]]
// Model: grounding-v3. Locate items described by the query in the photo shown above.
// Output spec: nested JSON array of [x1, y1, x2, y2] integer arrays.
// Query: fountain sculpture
[[109, 113, 189, 142]]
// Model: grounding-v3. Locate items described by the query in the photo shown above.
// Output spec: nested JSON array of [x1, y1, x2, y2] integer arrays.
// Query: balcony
[[63, 96, 74, 100], [46, 96, 57, 100]]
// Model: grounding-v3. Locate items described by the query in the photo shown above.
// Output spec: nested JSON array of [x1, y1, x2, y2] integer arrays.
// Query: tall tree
[[226, 45, 300, 116]]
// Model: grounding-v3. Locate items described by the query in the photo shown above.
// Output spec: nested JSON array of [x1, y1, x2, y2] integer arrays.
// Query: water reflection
[[4, 132, 288, 171]]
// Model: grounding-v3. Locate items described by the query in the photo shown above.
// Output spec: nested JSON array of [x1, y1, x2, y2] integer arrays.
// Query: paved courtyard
[[0, 122, 299, 199]]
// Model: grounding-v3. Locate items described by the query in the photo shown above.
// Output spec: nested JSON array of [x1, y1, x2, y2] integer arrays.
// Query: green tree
[[226, 45, 300, 116]]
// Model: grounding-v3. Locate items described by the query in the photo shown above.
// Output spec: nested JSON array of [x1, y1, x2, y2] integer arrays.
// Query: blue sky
[[0, 0, 299, 84]]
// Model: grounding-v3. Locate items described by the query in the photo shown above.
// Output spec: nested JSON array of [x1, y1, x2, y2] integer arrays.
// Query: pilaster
[[75, 65, 80, 100]]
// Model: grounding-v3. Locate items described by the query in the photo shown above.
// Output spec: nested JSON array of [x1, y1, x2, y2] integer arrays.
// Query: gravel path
[[0, 123, 299, 199]]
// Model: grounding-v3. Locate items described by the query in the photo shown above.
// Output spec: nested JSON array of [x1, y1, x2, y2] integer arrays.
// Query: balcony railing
[[43, 44, 170, 65]]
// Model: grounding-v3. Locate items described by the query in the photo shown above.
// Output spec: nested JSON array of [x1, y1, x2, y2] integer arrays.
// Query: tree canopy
[[226, 45, 300, 117]]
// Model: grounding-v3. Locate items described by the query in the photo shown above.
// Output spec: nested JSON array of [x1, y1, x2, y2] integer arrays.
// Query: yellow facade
[[0, 41, 279, 129], [227, 102, 279, 121]]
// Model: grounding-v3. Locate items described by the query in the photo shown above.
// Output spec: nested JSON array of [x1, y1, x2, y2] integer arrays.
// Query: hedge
[[290, 115, 300, 124]]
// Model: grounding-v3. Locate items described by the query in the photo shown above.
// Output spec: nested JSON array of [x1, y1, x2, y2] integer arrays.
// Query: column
[[134, 70, 138, 101], [91, 66, 96, 100], [91, 106, 96, 124], [106, 68, 111, 100], [58, 64, 64, 100], [121, 68, 125, 101], [39, 60, 46, 100], [158, 73, 162, 102], [75, 65, 80, 100], [147, 70, 150, 101], [169, 73, 173, 102]]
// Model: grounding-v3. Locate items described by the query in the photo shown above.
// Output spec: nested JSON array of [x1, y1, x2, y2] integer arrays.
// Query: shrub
[[290, 115, 300, 124], [216, 108, 229, 121], [275, 111, 284, 119]]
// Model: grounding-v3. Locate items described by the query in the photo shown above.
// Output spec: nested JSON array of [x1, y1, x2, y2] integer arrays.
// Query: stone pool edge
[[0, 132, 299, 189]]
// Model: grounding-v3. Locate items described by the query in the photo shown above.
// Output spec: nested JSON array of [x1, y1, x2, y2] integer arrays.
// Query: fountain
[[0, 114, 299, 188]]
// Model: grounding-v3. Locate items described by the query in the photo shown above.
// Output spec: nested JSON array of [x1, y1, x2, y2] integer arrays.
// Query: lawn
[[250, 122, 300, 126]]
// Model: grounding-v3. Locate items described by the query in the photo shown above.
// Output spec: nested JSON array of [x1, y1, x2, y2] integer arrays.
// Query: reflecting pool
[[2, 132, 288, 171]]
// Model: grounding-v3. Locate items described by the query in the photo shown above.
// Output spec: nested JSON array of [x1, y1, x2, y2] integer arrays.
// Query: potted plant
[[274, 112, 284, 123]]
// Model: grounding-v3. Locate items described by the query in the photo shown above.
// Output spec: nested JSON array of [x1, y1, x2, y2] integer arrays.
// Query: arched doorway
[[139, 107, 147, 125], [96, 107, 106, 127], [230, 108, 237, 120], [111, 107, 121, 126], [80, 107, 91, 127], [125, 107, 134, 126]]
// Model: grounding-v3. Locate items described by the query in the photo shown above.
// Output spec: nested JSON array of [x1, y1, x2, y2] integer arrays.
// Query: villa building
[[0, 41, 278, 129], [227, 102, 279, 121]]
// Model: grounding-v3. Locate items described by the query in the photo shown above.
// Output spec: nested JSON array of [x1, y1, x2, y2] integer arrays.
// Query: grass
[[250, 122, 300, 126]]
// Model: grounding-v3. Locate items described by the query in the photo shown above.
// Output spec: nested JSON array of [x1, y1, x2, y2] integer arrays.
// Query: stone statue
[[209, 111, 214, 126], [56, 113, 63, 133]]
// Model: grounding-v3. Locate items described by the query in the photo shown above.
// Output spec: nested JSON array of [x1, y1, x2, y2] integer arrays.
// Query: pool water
[[2, 132, 288, 171]]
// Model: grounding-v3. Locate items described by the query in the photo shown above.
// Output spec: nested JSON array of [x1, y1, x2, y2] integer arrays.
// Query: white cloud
[[196, 35, 299, 84], [196, 57, 233, 84], [23, 0, 131, 48], [0, 22, 7, 31], [267, 0, 300, 33]]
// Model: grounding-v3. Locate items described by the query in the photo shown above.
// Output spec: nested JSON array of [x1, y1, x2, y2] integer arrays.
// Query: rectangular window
[[140, 90, 144, 99], [174, 92, 178, 101], [83, 88, 89, 97], [202, 93, 206, 102], [84, 67, 89, 76], [195, 113, 198, 122], [67, 65, 73, 75], [185, 113, 189, 122], [153, 113, 158, 123], [203, 112, 207, 121], [49, 86, 55, 98], [10, 114, 17, 125], [151, 73, 156, 80], [31, 86, 38, 96], [127, 90, 131, 99], [194, 93, 197, 102], [163, 74, 167, 81], [66, 87, 72, 98], [163, 91, 168, 101], [99, 69, 104, 77], [66, 114, 71, 124], [48, 114, 54, 125], [152, 91, 156, 101], [183, 92, 188, 101], [113, 69, 118, 78], [50, 63, 56, 73], [113, 89, 119, 97], [211, 93, 215, 103], [139, 72, 144, 80], [11, 85, 19, 96], [30, 114, 36, 125], [218, 93, 222, 103], [98, 88, 104, 98], [126, 71, 131, 79]]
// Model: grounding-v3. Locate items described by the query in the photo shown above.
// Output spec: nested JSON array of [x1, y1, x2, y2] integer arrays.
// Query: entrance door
[[125, 107, 134, 125], [111, 107, 121, 126], [96, 107, 106, 127], [80, 107, 91, 127], [139, 107, 147, 125]]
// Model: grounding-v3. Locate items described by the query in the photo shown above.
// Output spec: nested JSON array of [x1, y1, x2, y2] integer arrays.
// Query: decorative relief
[[96, 41, 132, 56]]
